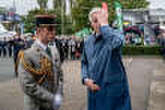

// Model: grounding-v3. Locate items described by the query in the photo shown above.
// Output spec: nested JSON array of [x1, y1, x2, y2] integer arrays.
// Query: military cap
[[35, 14, 56, 27]]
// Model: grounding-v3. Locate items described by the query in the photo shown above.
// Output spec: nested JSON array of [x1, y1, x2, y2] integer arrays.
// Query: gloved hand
[[53, 93, 63, 110], [53, 84, 63, 110]]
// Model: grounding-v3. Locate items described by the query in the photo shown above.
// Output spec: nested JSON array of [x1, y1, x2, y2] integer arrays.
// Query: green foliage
[[23, 0, 74, 35], [0, 7, 7, 14], [72, 0, 149, 32], [122, 45, 162, 55], [52, 0, 61, 10], [23, 9, 45, 33], [23, 8, 73, 35], [37, 0, 48, 10]]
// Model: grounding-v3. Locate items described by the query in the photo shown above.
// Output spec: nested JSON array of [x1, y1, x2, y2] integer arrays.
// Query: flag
[[102, 2, 108, 12], [114, 1, 123, 31]]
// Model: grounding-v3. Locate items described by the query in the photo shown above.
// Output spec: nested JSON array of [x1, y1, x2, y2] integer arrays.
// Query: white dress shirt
[[36, 39, 47, 50]]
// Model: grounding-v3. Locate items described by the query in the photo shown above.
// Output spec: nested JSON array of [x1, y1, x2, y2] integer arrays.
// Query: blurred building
[[123, 8, 165, 25]]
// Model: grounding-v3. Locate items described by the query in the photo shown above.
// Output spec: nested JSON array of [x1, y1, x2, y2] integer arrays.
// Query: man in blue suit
[[81, 7, 132, 110]]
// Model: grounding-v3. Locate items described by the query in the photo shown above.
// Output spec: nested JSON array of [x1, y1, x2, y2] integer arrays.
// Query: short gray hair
[[88, 7, 102, 23]]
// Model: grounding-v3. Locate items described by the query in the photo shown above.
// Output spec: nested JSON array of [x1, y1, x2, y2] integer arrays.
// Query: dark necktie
[[46, 47, 52, 57]]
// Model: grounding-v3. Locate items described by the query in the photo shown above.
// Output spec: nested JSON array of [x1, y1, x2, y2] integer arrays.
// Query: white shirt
[[36, 39, 47, 50]]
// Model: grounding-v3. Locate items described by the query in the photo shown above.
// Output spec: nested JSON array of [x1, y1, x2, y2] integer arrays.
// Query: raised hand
[[96, 9, 109, 26]]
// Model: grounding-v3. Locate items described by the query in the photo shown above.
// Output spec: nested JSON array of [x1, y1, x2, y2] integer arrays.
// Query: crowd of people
[[0, 34, 33, 76], [53, 35, 84, 62], [1, 23, 165, 79], [1, 28, 165, 62], [123, 24, 165, 46], [0, 35, 84, 60], [0, 34, 85, 76]]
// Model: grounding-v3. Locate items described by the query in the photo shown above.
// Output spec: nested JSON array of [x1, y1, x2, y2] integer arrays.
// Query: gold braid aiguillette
[[19, 51, 53, 84]]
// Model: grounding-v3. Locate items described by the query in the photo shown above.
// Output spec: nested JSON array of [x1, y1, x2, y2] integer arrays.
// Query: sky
[[148, 0, 165, 9], [0, 0, 53, 15], [0, 0, 164, 15]]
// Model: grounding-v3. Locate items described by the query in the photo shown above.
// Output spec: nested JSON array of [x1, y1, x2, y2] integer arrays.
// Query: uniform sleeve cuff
[[82, 78, 89, 85], [100, 24, 109, 27]]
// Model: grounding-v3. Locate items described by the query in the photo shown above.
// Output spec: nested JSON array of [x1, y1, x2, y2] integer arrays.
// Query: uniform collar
[[36, 39, 47, 50]]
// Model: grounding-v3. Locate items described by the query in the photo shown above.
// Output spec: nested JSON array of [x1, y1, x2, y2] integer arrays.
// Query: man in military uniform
[[18, 15, 63, 110]]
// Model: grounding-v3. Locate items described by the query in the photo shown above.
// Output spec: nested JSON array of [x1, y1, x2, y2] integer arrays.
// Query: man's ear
[[36, 28, 41, 34]]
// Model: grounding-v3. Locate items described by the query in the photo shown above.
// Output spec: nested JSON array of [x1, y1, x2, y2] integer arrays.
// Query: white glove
[[53, 93, 63, 110]]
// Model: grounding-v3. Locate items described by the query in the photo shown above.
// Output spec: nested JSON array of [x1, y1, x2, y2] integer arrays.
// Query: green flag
[[114, 1, 123, 31], [75, 28, 92, 38]]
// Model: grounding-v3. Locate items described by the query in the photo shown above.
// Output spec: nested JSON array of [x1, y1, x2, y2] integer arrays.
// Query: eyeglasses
[[92, 19, 98, 23]]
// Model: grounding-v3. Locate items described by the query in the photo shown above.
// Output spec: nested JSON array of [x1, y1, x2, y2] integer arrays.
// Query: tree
[[23, 0, 74, 35], [53, 0, 61, 10], [0, 7, 7, 14], [23, 9, 45, 33], [37, 0, 48, 10], [23, 8, 73, 35], [52, 0, 74, 34], [72, 0, 149, 32]]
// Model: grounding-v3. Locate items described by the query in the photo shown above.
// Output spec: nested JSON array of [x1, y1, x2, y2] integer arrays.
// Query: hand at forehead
[[96, 9, 108, 18], [95, 9, 109, 26]]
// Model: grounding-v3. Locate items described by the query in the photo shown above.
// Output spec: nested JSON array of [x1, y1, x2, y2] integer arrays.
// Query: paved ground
[[125, 56, 164, 110], [0, 58, 15, 82], [147, 60, 165, 110], [0, 56, 165, 110]]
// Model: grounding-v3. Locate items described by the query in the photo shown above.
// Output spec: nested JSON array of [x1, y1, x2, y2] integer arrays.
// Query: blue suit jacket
[[81, 25, 132, 110]]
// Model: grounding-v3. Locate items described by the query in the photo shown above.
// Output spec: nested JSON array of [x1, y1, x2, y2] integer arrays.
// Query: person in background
[[0, 38, 3, 57], [7, 37, 14, 57], [13, 34, 25, 77], [2, 37, 7, 57]]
